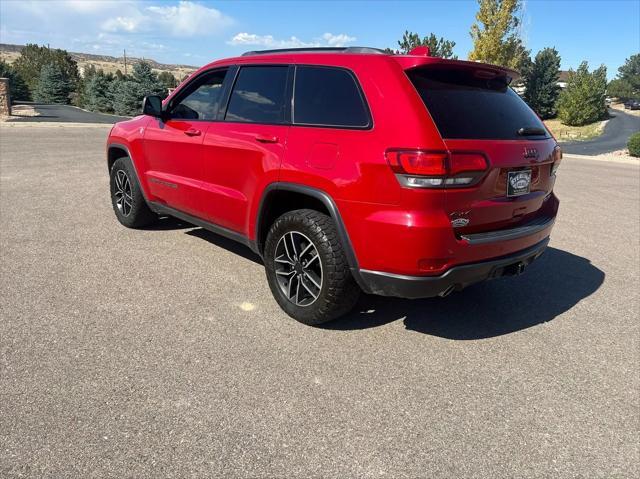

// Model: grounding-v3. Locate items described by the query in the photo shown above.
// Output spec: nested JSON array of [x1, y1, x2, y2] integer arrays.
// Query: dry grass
[[0, 51, 196, 81], [544, 118, 607, 141]]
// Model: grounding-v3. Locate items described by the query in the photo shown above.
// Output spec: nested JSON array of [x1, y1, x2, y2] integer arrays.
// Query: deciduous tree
[[469, 0, 529, 70]]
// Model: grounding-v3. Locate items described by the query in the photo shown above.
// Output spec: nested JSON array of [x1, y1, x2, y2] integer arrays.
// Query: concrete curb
[[1, 121, 112, 128]]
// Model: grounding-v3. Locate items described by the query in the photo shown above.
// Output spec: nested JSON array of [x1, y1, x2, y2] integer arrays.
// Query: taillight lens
[[386, 149, 488, 188], [551, 145, 562, 176], [385, 151, 448, 176]]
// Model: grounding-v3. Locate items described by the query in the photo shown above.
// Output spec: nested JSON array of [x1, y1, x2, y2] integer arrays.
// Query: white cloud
[[102, 16, 144, 33], [321, 33, 357, 47], [97, 1, 233, 36], [228, 32, 357, 49], [146, 1, 233, 37]]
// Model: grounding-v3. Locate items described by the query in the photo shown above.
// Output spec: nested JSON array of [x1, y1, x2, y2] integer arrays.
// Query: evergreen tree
[[469, 0, 529, 70], [158, 71, 178, 90], [0, 60, 31, 101], [74, 64, 98, 107], [523, 47, 561, 119], [85, 70, 113, 112], [111, 62, 166, 116], [33, 63, 72, 104], [12, 44, 79, 95], [132, 61, 166, 97], [395, 31, 457, 59], [557, 62, 608, 126], [607, 54, 640, 100]]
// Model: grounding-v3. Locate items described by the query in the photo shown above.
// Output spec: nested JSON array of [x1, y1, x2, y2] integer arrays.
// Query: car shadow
[[185, 228, 263, 265], [323, 247, 604, 339], [141, 220, 604, 339]]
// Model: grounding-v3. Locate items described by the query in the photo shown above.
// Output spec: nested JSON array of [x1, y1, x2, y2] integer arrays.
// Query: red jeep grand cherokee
[[107, 46, 560, 325]]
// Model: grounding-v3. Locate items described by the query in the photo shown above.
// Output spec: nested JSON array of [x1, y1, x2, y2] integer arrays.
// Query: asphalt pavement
[[1, 124, 638, 478], [560, 108, 640, 155], [10, 103, 128, 124]]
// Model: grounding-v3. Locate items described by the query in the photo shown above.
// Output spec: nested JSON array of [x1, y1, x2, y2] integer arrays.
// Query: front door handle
[[184, 128, 202, 137], [255, 134, 279, 143]]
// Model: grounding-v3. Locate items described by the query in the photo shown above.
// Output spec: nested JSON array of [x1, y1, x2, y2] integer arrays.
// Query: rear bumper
[[358, 237, 549, 299]]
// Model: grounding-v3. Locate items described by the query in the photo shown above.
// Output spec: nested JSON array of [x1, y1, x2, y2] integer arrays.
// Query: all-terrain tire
[[109, 157, 157, 228], [264, 209, 360, 325]]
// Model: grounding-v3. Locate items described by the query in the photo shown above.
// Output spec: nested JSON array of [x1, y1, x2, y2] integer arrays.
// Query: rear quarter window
[[407, 67, 550, 140], [293, 66, 370, 128]]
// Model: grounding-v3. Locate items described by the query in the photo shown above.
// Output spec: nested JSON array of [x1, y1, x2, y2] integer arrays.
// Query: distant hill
[[0, 43, 199, 80]]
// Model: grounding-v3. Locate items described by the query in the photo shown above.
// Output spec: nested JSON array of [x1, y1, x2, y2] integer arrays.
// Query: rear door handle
[[184, 128, 201, 137], [255, 135, 279, 144]]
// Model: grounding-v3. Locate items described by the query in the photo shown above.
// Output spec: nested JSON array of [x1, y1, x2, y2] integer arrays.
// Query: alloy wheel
[[114, 169, 133, 217], [274, 231, 323, 307]]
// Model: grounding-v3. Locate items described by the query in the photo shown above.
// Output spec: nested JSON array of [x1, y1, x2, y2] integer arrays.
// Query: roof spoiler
[[394, 56, 520, 83]]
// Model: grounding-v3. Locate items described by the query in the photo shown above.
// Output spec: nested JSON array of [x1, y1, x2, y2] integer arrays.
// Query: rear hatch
[[406, 63, 559, 236]]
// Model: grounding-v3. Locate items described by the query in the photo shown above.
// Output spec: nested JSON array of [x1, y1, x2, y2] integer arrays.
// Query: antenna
[[124, 49, 127, 76]]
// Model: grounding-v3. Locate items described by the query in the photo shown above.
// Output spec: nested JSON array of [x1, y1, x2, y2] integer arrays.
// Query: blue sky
[[1, 0, 638, 78]]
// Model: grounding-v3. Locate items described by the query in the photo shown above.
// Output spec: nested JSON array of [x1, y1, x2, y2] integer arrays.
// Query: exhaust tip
[[438, 285, 456, 298]]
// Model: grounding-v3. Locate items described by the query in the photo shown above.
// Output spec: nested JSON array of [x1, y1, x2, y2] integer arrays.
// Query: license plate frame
[[507, 169, 532, 197]]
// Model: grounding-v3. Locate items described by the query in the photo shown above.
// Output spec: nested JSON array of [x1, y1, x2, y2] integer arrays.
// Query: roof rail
[[241, 47, 387, 56]]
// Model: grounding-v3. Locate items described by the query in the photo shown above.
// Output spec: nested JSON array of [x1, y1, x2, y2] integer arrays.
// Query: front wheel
[[109, 157, 157, 228], [264, 209, 360, 325]]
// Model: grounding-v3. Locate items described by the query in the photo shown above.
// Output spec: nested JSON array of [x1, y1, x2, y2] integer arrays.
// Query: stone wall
[[0, 78, 11, 116]]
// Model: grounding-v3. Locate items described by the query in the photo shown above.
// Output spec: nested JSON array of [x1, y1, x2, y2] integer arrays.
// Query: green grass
[[544, 118, 606, 141]]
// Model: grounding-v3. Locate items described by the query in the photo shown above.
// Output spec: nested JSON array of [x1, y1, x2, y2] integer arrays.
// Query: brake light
[[385, 149, 488, 188], [551, 145, 562, 176], [449, 153, 488, 175], [385, 151, 448, 176]]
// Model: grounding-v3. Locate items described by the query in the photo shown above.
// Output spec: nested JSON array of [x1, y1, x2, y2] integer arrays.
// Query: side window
[[225, 66, 289, 124], [171, 69, 227, 120], [293, 66, 369, 128]]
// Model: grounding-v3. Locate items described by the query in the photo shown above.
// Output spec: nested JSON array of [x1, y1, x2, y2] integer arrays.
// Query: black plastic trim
[[107, 143, 149, 201], [460, 216, 555, 245], [359, 238, 549, 299], [255, 182, 366, 290], [149, 202, 259, 253]]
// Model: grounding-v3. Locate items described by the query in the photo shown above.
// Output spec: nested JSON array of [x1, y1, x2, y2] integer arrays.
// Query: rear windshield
[[407, 67, 550, 140]]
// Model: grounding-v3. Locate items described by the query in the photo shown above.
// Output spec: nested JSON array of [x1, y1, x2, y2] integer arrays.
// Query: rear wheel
[[109, 157, 157, 228], [264, 209, 360, 325]]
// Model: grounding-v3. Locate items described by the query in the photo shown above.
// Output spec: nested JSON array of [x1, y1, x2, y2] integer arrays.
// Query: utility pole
[[123, 49, 127, 76]]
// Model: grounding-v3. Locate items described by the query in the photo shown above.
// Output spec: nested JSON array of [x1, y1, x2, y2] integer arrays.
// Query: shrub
[[628, 132, 640, 157], [558, 62, 608, 126]]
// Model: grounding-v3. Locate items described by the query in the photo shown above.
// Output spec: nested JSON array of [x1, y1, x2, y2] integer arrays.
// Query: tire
[[264, 209, 360, 325], [109, 157, 157, 228]]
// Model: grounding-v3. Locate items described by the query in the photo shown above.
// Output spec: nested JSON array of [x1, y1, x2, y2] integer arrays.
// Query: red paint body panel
[[107, 49, 559, 285]]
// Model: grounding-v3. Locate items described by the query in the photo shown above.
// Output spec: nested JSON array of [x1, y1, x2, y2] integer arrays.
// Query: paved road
[[10, 103, 128, 124], [1, 125, 638, 478], [560, 108, 640, 155]]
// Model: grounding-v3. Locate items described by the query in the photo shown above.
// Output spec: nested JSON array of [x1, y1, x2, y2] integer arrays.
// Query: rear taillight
[[551, 145, 562, 176], [385, 149, 488, 188]]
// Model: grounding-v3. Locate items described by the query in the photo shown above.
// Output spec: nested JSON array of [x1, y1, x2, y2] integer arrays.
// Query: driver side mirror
[[142, 95, 163, 118]]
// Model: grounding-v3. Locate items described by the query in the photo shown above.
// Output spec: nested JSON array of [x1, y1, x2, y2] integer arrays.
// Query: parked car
[[106, 47, 560, 325], [624, 99, 640, 110]]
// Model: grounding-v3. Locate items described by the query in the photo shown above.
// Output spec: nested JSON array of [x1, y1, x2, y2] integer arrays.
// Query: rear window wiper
[[517, 127, 547, 136]]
